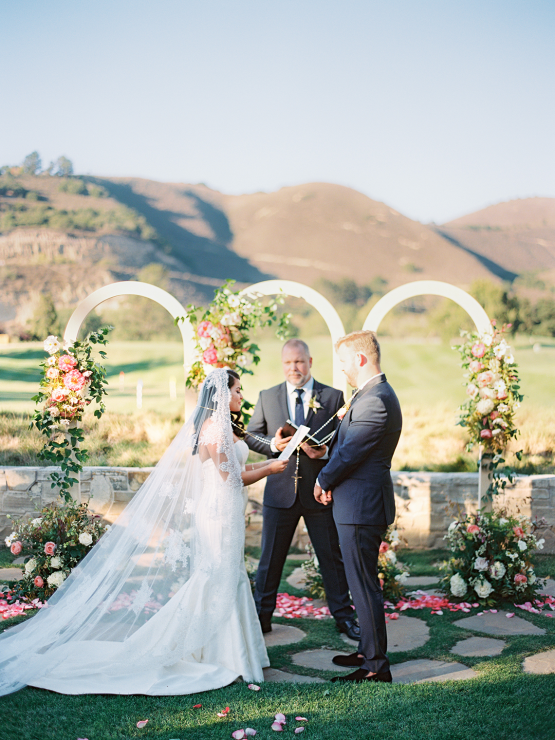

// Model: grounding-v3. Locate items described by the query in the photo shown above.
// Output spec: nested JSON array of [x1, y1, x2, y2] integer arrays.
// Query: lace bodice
[[234, 439, 249, 470]]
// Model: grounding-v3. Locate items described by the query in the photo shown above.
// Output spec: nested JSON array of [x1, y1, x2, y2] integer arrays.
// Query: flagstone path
[[342, 614, 430, 652], [286, 567, 307, 590], [263, 624, 306, 647], [391, 659, 478, 683], [450, 636, 505, 657], [453, 610, 546, 636], [522, 648, 555, 675]]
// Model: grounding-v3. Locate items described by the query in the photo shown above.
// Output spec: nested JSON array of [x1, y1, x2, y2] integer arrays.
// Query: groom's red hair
[[335, 330, 381, 365]]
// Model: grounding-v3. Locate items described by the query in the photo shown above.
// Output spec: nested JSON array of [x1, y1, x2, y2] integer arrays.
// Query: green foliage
[[55, 156, 73, 177], [22, 151, 41, 175], [58, 178, 87, 195], [27, 293, 60, 340], [86, 184, 107, 198], [314, 277, 373, 307], [0, 175, 27, 198]]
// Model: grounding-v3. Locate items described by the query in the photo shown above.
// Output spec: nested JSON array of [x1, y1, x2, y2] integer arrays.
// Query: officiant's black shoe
[[336, 618, 360, 642], [259, 614, 272, 634], [332, 652, 364, 668], [331, 668, 392, 684]]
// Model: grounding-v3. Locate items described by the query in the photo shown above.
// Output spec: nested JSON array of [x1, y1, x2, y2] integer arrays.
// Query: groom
[[246, 338, 360, 641], [314, 330, 402, 683]]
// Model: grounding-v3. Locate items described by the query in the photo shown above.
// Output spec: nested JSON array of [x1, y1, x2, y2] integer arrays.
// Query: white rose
[[224, 347, 235, 357], [450, 573, 467, 597], [504, 353, 515, 364], [208, 327, 222, 341], [219, 313, 234, 326], [474, 578, 494, 598], [395, 572, 409, 584], [481, 387, 497, 399], [385, 550, 397, 564], [498, 517, 508, 525], [489, 561, 506, 580], [492, 429, 502, 436], [517, 540, 527, 551], [49, 407, 60, 418], [47, 570, 66, 588], [46, 356, 57, 366], [79, 532, 93, 546], [236, 354, 249, 368], [43, 335, 60, 354], [25, 558, 37, 575], [199, 336, 212, 350], [448, 521, 458, 534], [4, 532, 17, 547], [494, 340, 508, 358], [227, 295, 241, 308], [482, 333, 493, 346], [466, 384, 478, 398], [241, 301, 254, 314], [474, 556, 489, 572], [476, 398, 495, 415], [60, 419, 70, 428], [528, 571, 537, 585], [227, 312, 241, 326], [50, 556, 62, 569]]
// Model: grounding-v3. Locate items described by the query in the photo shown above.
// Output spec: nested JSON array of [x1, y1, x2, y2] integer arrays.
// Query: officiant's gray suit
[[247, 380, 356, 629]]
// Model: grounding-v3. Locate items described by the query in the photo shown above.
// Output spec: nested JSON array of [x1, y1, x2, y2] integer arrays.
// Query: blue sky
[[1, 0, 554, 223]]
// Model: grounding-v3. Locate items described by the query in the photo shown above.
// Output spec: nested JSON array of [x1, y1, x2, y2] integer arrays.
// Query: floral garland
[[31, 327, 112, 502], [178, 281, 290, 390], [302, 526, 410, 602], [455, 323, 523, 497], [4, 499, 108, 601], [440, 509, 546, 606]]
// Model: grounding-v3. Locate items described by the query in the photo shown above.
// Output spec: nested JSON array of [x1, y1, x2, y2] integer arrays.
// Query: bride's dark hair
[[193, 369, 245, 442]]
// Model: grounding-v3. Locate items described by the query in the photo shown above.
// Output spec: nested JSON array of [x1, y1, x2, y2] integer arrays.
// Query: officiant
[[246, 339, 360, 641]]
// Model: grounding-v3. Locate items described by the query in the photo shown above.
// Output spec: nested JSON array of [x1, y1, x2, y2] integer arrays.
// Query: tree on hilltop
[[22, 151, 42, 175], [55, 156, 74, 177]]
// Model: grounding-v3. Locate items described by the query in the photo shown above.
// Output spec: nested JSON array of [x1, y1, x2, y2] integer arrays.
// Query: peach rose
[[467, 524, 480, 535], [63, 369, 86, 391], [477, 370, 494, 387], [44, 541, 56, 556], [471, 342, 486, 358], [58, 354, 78, 372], [469, 361, 483, 373], [46, 367, 59, 380], [513, 526, 525, 538], [497, 390, 508, 400], [10, 541, 22, 555], [480, 429, 493, 439], [51, 387, 68, 402], [34, 576, 44, 588], [490, 411, 500, 420], [379, 541, 390, 553], [514, 573, 527, 585], [202, 347, 218, 365]]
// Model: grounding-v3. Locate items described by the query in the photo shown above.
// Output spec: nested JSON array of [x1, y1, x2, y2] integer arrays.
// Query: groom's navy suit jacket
[[318, 374, 402, 527], [246, 380, 344, 510]]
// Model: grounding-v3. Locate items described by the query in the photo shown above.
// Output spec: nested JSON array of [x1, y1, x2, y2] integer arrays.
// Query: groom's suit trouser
[[335, 523, 389, 674], [255, 498, 353, 623]]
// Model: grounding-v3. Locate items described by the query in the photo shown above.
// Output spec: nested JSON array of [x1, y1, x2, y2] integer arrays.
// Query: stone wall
[[1, 466, 554, 552]]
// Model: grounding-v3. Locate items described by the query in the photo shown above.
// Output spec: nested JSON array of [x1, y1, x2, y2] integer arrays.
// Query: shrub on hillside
[[58, 178, 87, 195]]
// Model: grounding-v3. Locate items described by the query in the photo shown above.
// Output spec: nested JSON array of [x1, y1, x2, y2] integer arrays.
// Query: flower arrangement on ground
[[31, 327, 112, 501], [4, 499, 108, 601], [302, 526, 410, 603], [455, 322, 524, 496], [441, 509, 545, 606], [178, 280, 290, 390]]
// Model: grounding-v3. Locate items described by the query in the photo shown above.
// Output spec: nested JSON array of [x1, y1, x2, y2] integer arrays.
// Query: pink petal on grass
[[193, 704, 202, 709], [274, 713, 286, 724], [295, 717, 308, 722], [248, 684, 261, 691], [506, 612, 515, 618], [245, 730, 257, 736], [218, 707, 231, 718], [136, 720, 149, 729], [232, 731, 246, 739], [271, 723, 284, 732], [295, 729, 305, 734]]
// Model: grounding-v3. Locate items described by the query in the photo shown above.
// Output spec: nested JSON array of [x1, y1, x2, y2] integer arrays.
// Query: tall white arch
[[64, 281, 195, 411], [241, 280, 347, 393], [363, 280, 492, 336]]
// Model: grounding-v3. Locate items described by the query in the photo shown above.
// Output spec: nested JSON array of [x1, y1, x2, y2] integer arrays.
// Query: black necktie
[[294, 388, 305, 426]]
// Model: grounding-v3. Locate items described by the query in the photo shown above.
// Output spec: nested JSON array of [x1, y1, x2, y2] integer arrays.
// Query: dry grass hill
[[1, 172, 554, 335]]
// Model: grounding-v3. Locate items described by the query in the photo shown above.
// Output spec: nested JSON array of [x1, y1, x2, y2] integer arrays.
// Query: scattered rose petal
[[248, 684, 261, 691], [506, 612, 515, 618], [136, 720, 149, 729], [218, 707, 231, 718], [295, 729, 305, 734], [490, 609, 498, 613], [271, 723, 284, 732], [232, 731, 246, 739], [193, 704, 202, 709], [295, 717, 308, 722], [274, 713, 286, 724], [245, 730, 257, 736]]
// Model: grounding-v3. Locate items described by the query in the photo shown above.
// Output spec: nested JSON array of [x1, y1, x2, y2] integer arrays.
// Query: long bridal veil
[[0, 368, 245, 695]]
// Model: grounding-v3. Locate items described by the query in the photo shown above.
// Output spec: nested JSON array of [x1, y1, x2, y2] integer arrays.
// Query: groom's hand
[[301, 441, 327, 459], [314, 484, 333, 505], [274, 426, 293, 452]]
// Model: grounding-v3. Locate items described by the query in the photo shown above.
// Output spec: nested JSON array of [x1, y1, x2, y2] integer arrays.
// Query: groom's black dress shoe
[[332, 652, 364, 668], [336, 618, 360, 642], [331, 668, 392, 684], [258, 614, 272, 634]]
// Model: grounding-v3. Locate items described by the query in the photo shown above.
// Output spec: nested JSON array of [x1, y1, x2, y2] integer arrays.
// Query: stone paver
[[540, 578, 555, 597], [404, 576, 440, 587], [291, 649, 352, 672], [392, 659, 478, 683], [454, 611, 546, 636], [264, 624, 306, 647], [342, 614, 430, 652], [523, 648, 555, 675], [451, 636, 505, 657], [0, 568, 23, 581], [286, 567, 307, 590], [263, 667, 325, 683]]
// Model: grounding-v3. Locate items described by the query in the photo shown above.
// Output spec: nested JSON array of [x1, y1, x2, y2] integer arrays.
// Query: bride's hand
[[267, 459, 289, 475]]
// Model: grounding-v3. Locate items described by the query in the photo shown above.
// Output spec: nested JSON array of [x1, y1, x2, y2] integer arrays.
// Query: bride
[[0, 368, 288, 695]]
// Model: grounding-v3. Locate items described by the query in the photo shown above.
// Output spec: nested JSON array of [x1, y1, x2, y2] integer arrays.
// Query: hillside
[[438, 197, 555, 281], [2, 174, 549, 335]]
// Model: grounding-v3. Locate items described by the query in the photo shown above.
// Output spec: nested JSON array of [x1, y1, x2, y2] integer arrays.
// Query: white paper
[[278, 425, 310, 460]]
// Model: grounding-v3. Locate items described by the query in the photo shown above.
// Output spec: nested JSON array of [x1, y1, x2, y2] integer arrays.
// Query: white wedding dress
[[0, 370, 269, 696]]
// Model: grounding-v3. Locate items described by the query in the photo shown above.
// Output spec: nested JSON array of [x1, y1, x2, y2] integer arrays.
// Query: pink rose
[[471, 342, 486, 358], [63, 369, 86, 391], [513, 526, 525, 538], [480, 429, 493, 439], [46, 367, 59, 380], [469, 361, 483, 373], [197, 321, 214, 338], [514, 573, 527, 585], [467, 524, 480, 534], [202, 347, 218, 365], [477, 371, 494, 387], [10, 541, 22, 555], [490, 411, 500, 420], [58, 354, 78, 372], [34, 576, 44, 588], [497, 390, 508, 400], [51, 387, 67, 402], [379, 542, 389, 554], [44, 541, 56, 556]]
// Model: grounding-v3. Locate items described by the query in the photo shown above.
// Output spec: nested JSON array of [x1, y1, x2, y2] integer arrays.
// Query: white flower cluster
[[43, 335, 61, 354], [79, 531, 93, 546], [450, 573, 467, 597], [472, 577, 494, 599], [4, 532, 17, 547], [47, 570, 66, 588], [50, 556, 62, 569], [25, 558, 37, 575]]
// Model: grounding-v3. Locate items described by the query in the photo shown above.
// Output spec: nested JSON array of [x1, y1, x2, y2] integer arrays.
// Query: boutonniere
[[308, 395, 322, 413], [337, 390, 358, 420]]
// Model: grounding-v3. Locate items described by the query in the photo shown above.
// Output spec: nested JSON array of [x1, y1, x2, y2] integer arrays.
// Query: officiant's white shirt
[[270, 377, 328, 454]]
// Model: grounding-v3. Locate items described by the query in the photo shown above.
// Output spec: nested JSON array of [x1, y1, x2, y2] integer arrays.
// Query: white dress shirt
[[270, 377, 328, 457]]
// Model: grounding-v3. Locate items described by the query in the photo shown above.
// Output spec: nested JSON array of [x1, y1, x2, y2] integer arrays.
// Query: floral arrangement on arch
[[178, 281, 290, 390], [441, 509, 545, 606], [4, 499, 108, 601], [302, 526, 410, 603], [456, 323, 522, 453], [31, 327, 112, 501]]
